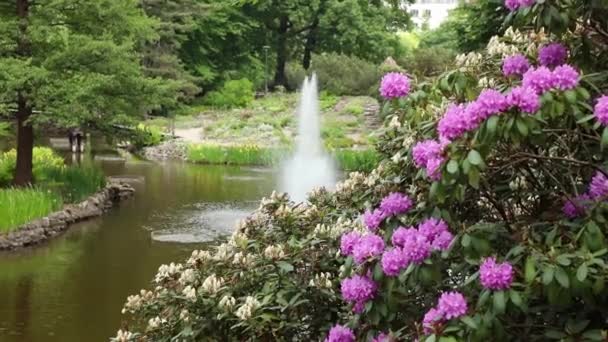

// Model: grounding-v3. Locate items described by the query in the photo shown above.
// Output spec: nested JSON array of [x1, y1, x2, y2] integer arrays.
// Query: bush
[[131, 124, 164, 148], [286, 53, 382, 96], [0, 188, 63, 232], [204, 78, 255, 108], [0, 147, 65, 186], [398, 46, 456, 78], [117, 2, 608, 341]]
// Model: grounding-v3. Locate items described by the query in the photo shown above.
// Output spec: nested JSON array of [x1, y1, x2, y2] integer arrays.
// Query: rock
[[142, 140, 187, 161]]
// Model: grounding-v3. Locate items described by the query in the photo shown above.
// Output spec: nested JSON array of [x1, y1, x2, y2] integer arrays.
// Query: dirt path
[[174, 127, 203, 143]]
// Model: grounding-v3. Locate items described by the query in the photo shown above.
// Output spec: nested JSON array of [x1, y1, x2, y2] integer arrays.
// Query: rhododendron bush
[[115, 2, 608, 341]]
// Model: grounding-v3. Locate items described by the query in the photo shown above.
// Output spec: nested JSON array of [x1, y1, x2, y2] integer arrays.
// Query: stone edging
[[0, 181, 135, 251]]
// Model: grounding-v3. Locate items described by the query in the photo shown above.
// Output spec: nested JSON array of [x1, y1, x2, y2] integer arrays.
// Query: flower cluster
[[594, 95, 608, 126], [340, 275, 377, 313], [562, 194, 591, 219], [589, 172, 608, 200], [435, 60, 580, 144], [479, 257, 514, 290], [538, 43, 568, 67], [563, 171, 608, 218], [412, 139, 446, 180], [502, 54, 531, 77], [522, 65, 580, 94], [380, 72, 411, 99], [422, 292, 468, 334], [379, 192, 414, 217], [362, 192, 414, 230], [352, 234, 385, 264], [504, 0, 536, 11], [235, 296, 261, 320], [325, 325, 355, 342]]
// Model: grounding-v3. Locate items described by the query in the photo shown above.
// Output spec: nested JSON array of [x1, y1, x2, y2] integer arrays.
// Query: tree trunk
[[14, 0, 34, 186], [302, 21, 318, 70], [273, 15, 289, 89], [14, 96, 34, 186]]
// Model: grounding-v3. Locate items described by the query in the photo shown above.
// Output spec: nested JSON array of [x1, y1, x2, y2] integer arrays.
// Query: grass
[[0, 188, 63, 233], [333, 149, 381, 172], [187, 143, 288, 166]]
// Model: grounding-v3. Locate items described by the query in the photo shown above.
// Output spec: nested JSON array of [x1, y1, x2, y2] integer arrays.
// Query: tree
[[0, 0, 174, 185], [141, 0, 202, 105], [242, 0, 412, 89], [180, 0, 263, 90]]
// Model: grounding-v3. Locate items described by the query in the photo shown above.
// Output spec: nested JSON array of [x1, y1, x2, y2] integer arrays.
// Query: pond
[[0, 153, 277, 341]]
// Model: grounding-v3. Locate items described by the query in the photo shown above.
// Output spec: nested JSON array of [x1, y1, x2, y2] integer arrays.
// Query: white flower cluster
[[218, 295, 236, 311], [274, 204, 293, 218], [312, 217, 363, 239], [229, 231, 249, 248], [388, 115, 402, 129], [503, 27, 528, 44], [235, 296, 261, 320], [178, 268, 197, 286], [455, 52, 483, 68], [180, 309, 190, 323], [182, 285, 197, 301], [478, 76, 498, 88], [486, 36, 520, 57], [335, 172, 367, 194], [112, 329, 134, 342], [232, 251, 255, 267], [154, 263, 183, 283], [212, 243, 235, 261], [187, 249, 211, 265], [201, 274, 224, 294], [308, 272, 333, 290], [121, 289, 154, 314], [258, 191, 289, 210], [147, 316, 167, 330], [263, 244, 286, 259]]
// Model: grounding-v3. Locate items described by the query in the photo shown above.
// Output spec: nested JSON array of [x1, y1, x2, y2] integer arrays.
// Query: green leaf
[[493, 291, 506, 314], [425, 335, 437, 342], [487, 116, 499, 134], [564, 90, 578, 104], [542, 266, 554, 285], [509, 290, 523, 309], [447, 160, 459, 174], [516, 118, 529, 136], [460, 316, 478, 330], [555, 267, 570, 288], [545, 330, 567, 339], [468, 168, 480, 189], [602, 127, 608, 150], [556, 254, 571, 266], [477, 289, 490, 308], [582, 330, 605, 341], [277, 261, 294, 273], [467, 150, 483, 166], [576, 263, 588, 282], [461, 234, 471, 248], [525, 257, 536, 283]]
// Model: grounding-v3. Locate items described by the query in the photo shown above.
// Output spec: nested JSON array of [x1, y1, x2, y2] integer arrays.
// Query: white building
[[407, 0, 459, 29]]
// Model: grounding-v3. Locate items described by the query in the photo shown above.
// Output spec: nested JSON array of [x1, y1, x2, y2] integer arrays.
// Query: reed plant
[[333, 148, 380, 172], [187, 144, 287, 166], [0, 188, 63, 232]]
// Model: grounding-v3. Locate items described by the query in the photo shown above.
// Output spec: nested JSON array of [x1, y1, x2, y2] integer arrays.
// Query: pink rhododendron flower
[[479, 257, 514, 290], [380, 72, 411, 99]]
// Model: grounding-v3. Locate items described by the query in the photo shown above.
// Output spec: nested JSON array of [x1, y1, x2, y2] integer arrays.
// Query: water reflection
[[0, 156, 277, 342]]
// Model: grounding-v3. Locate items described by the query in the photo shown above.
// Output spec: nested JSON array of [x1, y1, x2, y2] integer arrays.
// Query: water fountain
[[281, 74, 337, 202]]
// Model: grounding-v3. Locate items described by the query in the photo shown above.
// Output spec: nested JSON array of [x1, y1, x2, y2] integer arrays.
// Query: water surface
[[0, 156, 276, 341]]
